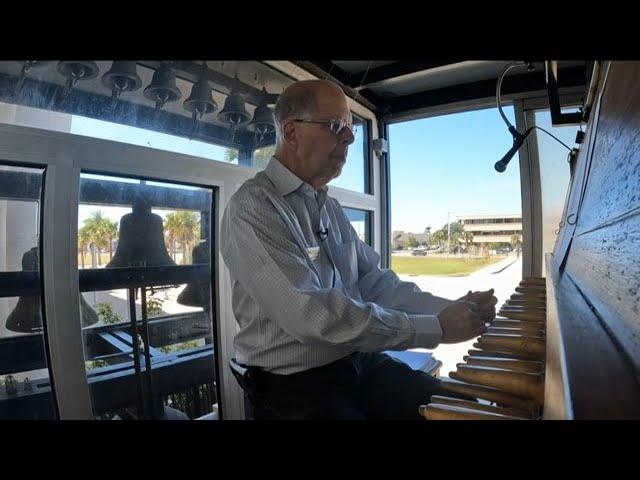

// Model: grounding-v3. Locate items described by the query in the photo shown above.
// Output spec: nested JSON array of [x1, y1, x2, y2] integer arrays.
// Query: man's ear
[[282, 121, 298, 148]]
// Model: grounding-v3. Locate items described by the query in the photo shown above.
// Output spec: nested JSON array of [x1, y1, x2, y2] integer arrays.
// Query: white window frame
[[0, 61, 381, 420], [521, 93, 585, 276], [384, 91, 583, 281]]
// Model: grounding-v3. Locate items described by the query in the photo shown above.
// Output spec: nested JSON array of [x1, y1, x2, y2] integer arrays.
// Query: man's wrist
[[407, 313, 443, 349]]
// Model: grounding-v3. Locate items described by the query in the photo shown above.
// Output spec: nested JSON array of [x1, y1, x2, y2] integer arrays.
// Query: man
[[221, 79, 497, 419]]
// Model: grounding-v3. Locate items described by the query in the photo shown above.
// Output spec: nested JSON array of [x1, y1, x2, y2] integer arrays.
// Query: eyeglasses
[[292, 118, 357, 136]]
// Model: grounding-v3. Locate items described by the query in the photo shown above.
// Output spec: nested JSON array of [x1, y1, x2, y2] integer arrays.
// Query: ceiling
[[296, 60, 590, 121], [0, 60, 591, 149]]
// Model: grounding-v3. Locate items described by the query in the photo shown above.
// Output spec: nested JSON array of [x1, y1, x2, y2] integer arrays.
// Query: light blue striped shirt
[[221, 157, 451, 374]]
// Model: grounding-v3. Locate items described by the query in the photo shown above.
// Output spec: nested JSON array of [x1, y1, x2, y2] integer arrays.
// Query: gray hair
[[273, 85, 319, 147]]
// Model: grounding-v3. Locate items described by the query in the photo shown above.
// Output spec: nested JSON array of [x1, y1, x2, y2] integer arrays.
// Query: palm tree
[[463, 231, 474, 256], [431, 229, 446, 250], [510, 234, 522, 249], [165, 224, 177, 261], [104, 219, 118, 261], [83, 211, 104, 266], [164, 211, 199, 264], [223, 148, 238, 163], [78, 225, 91, 269], [82, 210, 116, 266]]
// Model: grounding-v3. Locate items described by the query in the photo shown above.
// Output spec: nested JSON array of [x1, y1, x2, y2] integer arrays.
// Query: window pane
[[329, 114, 369, 193], [0, 164, 57, 419], [251, 144, 276, 170], [533, 110, 580, 277], [71, 115, 238, 165], [78, 173, 218, 420], [343, 207, 372, 246], [389, 106, 523, 378]]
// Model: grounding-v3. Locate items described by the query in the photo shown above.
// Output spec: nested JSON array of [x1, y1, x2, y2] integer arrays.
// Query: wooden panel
[[558, 61, 640, 371], [546, 61, 640, 418], [565, 215, 640, 371], [542, 258, 570, 419], [544, 255, 640, 419], [576, 61, 640, 230]]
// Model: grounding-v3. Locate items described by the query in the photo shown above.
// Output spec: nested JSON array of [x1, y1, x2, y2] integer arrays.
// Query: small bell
[[247, 103, 275, 140], [102, 61, 142, 99], [183, 70, 217, 138], [57, 61, 99, 101], [143, 63, 181, 111], [12, 61, 47, 98], [106, 200, 176, 268], [217, 91, 250, 126]]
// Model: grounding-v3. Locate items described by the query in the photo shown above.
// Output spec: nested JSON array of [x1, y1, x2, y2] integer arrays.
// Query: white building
[[457, 214, 522, 247]]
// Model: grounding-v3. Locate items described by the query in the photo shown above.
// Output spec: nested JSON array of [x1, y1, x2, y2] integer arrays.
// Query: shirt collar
[[264, 157, 328, 200]]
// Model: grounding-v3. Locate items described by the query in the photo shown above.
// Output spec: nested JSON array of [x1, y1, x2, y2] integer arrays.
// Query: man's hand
[[456, 289, 498, 323], [437, 301, 487, 344]]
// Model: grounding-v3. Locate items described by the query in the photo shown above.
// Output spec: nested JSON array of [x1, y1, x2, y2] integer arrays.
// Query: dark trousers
[[239, 352, 464, 420]]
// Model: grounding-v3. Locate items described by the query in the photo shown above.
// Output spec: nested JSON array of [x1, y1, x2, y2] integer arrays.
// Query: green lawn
[[391, 255, 505, 276]]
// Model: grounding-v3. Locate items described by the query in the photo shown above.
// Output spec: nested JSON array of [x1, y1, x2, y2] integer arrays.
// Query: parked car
[[411, 248, 427, 256]]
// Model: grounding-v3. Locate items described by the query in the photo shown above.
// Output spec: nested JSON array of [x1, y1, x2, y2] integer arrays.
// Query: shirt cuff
[[407, 313, 443, 349]]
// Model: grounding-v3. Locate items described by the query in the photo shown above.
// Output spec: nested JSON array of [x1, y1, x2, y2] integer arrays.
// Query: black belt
[[230, 353, 359, 398]]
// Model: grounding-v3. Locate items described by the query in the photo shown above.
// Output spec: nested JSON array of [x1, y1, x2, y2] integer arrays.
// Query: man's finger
[[474, 295, 498, 308], [473, 323, 487, 337], [472, 289, 494, 300]]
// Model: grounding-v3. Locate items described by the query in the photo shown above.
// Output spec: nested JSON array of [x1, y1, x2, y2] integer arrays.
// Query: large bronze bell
[[143, 63, 181, 111], [102, 61, 142, 99], [6, 247, 99, 333], [106, 200, 176, 268], [247, 103, 275, 137], [57, 61, 99, 100], [217, 90, 250, 126], [177, 240, 211, 309]]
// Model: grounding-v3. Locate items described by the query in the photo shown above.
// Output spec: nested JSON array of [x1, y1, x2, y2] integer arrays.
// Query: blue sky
[[387, 106, 523, 233]]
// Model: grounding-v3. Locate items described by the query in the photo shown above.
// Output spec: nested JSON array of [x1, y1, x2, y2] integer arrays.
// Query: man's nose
[[341, 128, 355, 145]]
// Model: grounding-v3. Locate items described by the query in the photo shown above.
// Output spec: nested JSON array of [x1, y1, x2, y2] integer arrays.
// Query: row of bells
[[6, 201, 210, 333], [419, 277, 547, 420], [13, 61, 275, 137]]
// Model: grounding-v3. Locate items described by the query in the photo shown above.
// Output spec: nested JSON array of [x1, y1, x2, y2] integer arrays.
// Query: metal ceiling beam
[[294, 61, 383, 112], [348, 60, 464, 91], [384, 65, 588, 120], [545, 61, 583, 125]]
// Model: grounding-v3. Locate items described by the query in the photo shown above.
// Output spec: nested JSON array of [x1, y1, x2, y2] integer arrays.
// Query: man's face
[[285, 87, 355, 187]]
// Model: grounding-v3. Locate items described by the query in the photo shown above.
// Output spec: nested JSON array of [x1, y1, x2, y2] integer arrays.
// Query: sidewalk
[[397, 258, 522, 377]]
